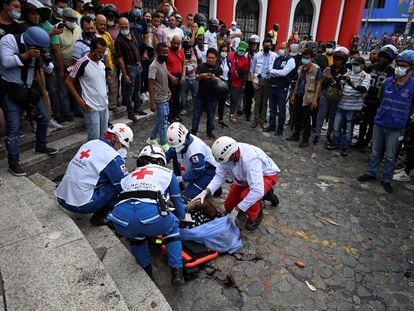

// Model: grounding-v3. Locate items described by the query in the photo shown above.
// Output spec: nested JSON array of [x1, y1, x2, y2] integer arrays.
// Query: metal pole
[[363, 0, 374, 40], [402, 1, 414, 49]]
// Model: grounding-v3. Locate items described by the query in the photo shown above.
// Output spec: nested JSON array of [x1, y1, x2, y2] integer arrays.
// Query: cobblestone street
[[127, 113, 414, 311]]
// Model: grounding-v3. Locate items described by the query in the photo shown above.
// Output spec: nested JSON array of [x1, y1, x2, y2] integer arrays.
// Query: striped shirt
[[339, 71, 371, 111], [115, 32, 140, 65]]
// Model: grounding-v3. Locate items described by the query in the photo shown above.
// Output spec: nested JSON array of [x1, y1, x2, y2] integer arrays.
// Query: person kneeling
[[105, 145, 187, 286]]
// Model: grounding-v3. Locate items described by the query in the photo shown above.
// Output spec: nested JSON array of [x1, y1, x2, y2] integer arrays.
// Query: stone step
[[0, 108, 156, 180], [0, 170, 130, 310], [0, 107, 128, 161], [29, 173, 172, 311]]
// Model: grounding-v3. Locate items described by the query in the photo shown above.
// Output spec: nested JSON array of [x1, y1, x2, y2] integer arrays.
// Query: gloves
[[191, 189, 208, 204], [182, 213, 195, 223], [229, 208, 239, 226]]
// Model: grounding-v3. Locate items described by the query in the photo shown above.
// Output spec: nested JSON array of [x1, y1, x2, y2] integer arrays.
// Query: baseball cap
[[352, 56, 365, 66], [237, 41, 248, 53], [231, 20, 237, 26], [63, 8, 77, 19]]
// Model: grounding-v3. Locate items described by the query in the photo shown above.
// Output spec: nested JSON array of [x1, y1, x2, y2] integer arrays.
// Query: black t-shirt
[[322, 65, 348, 90], [0, 22, 24, 38], [365, 63, 395, 101], [196, 63, 223, 101]]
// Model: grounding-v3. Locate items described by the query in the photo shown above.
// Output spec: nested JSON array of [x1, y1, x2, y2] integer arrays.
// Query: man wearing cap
[[324, 40, 335, 66], [326, 56, 370, 156], [356, 46, 395, 149], [357, 51, 414, 193], [250, 38, 277, 128], [228, 41, 249, 122], [82, 2, 95, 20], [229, 20, 241, 50], [55, 123, 133, 225], [205, 18, 219, 50]]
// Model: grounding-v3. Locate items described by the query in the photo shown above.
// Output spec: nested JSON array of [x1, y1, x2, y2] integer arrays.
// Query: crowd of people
[[1, 0, 413, 289]]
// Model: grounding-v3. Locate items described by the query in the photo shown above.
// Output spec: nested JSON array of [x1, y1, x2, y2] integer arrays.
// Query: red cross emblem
[[168, 136, 174, 142], [80, 149, 90, 159], [119, 127, 125, 133], [169, 125, 175, 130], [179, 164, 186, 172], [131, 168, 154, 179]]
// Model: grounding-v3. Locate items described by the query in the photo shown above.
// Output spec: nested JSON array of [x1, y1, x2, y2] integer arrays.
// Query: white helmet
[[137, 145, 166, 166], [211, 136, 238, 163], [107, 123, 133, 148], [333, 46, 350, 56], [166, 122, 188, 148]]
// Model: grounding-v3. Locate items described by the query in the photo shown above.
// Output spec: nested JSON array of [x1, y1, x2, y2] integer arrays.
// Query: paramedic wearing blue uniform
[[105, 145, 187, 286], [165, 122, 220, 199], [357, 51, 414, 193], [55, 123, 133, 225]]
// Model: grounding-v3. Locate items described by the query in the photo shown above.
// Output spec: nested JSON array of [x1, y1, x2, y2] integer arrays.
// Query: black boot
[[171, 267, 185, 286], [213, 187, 222, 197], [263, 188, 279, 207], [90, 207, 112, 226], [143, 265, 153, 279], [245, 207, 263, 231]]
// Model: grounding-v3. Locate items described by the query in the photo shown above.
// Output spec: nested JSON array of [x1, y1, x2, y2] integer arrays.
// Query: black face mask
[[84, 31, 96, 40], [158, 55, 168, 63], [182, 42, 190, 49], [263, 47, 270, 53], [171, 46, 179, 51], [145, 18, 151, 24]]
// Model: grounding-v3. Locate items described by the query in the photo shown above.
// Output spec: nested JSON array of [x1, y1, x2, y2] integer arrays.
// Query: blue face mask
[[132, 8, 142, 17], [278, 49, 286, 57], [302, 58, 311, 65], [57, 7, 64, 17], [352, 65, 361, 73], [9, 9, 21, 20], [236, 50, 245, 57]]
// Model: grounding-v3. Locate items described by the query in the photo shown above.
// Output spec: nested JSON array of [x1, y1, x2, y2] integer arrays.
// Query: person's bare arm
[[64, 75, 89, 111]]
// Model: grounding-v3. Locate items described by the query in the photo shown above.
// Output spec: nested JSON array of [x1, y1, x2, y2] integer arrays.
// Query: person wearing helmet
[[105, 144, 187, 286], [268, 23, 279, 50], [165, 122, 221, 199], [65, 37, 110, 141], [0, 26, 57, 176], [193, 136, 280, 231], [357, 51, 414, 193], [55, 123, 133, 223], [204, 17, 218, 50], [355, 45, 396, 149], [313, 46, 350, 145], [103, 4, 119, 39]]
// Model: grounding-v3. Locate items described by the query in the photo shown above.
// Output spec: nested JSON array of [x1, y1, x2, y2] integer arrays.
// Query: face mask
[[87, 14, 95, 20], [171, 46, 179, 51], [302, 58, 311, 65], [145, 18, 151, 24], [9, 9, 21, 20], [65, 21, 75, 30], [352, 65, 362, 74], [84, 31, 95, 40], [263, 47, 270, 53], [120, 29, 129, 36], [231, 26, 236, 31], [182, 42, 190, 49], [220, 51, 227, 58], [278, 49, 286, 57], [326, 48, 333, 54], [118, 147, 128, 158], [236, 51, 245, 57], [395, 66, 408, 77], [132, 8, 142, 17], [57, 7, 64, 17], [107, 20, 115, 27], [158, 55, 168, 63], [175, 144, 185, 153]]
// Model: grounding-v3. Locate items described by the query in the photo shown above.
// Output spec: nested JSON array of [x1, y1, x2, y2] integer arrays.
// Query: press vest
[[55, 139, 120, 206], [176, 135, 217, 174], [375, 77, 414, 129], [269, 55, 293, 88], [297, 63, 320, 106], [120, 164, 173, 204]]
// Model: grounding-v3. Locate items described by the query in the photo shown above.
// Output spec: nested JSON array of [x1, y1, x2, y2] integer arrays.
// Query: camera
[[55, 22, 64, 29], [41, 49, 52, 65]]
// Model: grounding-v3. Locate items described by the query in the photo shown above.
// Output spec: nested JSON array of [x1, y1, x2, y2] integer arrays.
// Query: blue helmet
[[23, 26, 50, 48], [395, 50, 414, 66]]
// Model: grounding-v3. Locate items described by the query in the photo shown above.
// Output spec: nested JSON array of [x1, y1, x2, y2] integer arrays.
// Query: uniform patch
[[120, 164, 128, 174], [191, 155, 199, 163]]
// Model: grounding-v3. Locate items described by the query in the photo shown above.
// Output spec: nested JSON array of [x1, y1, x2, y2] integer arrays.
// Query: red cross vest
[[55, 139, 120, 206]]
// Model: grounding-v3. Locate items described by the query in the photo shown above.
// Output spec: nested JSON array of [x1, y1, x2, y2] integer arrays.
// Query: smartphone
[[55, 22, 64, 29]]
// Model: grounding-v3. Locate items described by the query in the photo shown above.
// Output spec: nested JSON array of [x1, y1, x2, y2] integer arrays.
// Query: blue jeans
[[106, 201, 183, 268], [181, 77, 198, 110], [57, 182, 118, 214], [84, 108, 109, 141], [3, 95, 49, 164], [367, 125, 404, 182], [150, 102, 169, 145], [122, 65, 141, 114], [332, 108, 354, 147], [315, 92, 338, 138], [191, 98, 217, 134], [183, 166, 216, 199], [268, 86, 288, 131]]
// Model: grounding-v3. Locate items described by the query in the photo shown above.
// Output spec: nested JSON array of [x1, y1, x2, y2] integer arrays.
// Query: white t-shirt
[[70, 55, 108, 111], [164, 27, 184, 45], [194, 45, 207, 63], [204, 30, 217, 50], [229, 28, 242, 49]]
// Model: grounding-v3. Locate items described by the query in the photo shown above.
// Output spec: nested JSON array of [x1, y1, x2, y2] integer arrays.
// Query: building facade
[[360, 0, 414, 40], [101, 0, 365, 48]]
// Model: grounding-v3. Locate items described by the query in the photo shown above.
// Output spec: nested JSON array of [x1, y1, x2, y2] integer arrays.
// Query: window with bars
[[143, 0, 160, 13], [198, 0, 210, 19], [235, 0, 259, 41], [293, 0, 313, 38]]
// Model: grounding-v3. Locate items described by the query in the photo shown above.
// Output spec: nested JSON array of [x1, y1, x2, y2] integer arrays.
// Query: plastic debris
[[305, 280, 316, 292], [317, 216, 339, 226]]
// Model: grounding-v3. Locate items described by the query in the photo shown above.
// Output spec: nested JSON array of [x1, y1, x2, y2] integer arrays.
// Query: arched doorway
[[293, 0, 314, 39], [235, 0, 260, 41]]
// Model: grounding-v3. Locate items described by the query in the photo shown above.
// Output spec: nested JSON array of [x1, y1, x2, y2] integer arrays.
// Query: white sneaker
[[393, 170, 410, 182], [49, 119, 63, 129], [146, 137, 159, 145], [393, 167, 405, 174]]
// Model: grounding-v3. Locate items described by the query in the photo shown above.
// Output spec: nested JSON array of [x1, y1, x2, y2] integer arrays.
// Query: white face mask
[[107, 20, 115, 27], [118, 147, 128, 158], [326, 48, 333, 54], [120, 29, 130, 36], [65, 21, 75, 30], [395, 66, 408, 77]]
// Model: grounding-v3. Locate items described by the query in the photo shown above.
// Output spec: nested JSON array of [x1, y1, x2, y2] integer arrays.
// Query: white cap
[[231, 20, 237, 25]]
